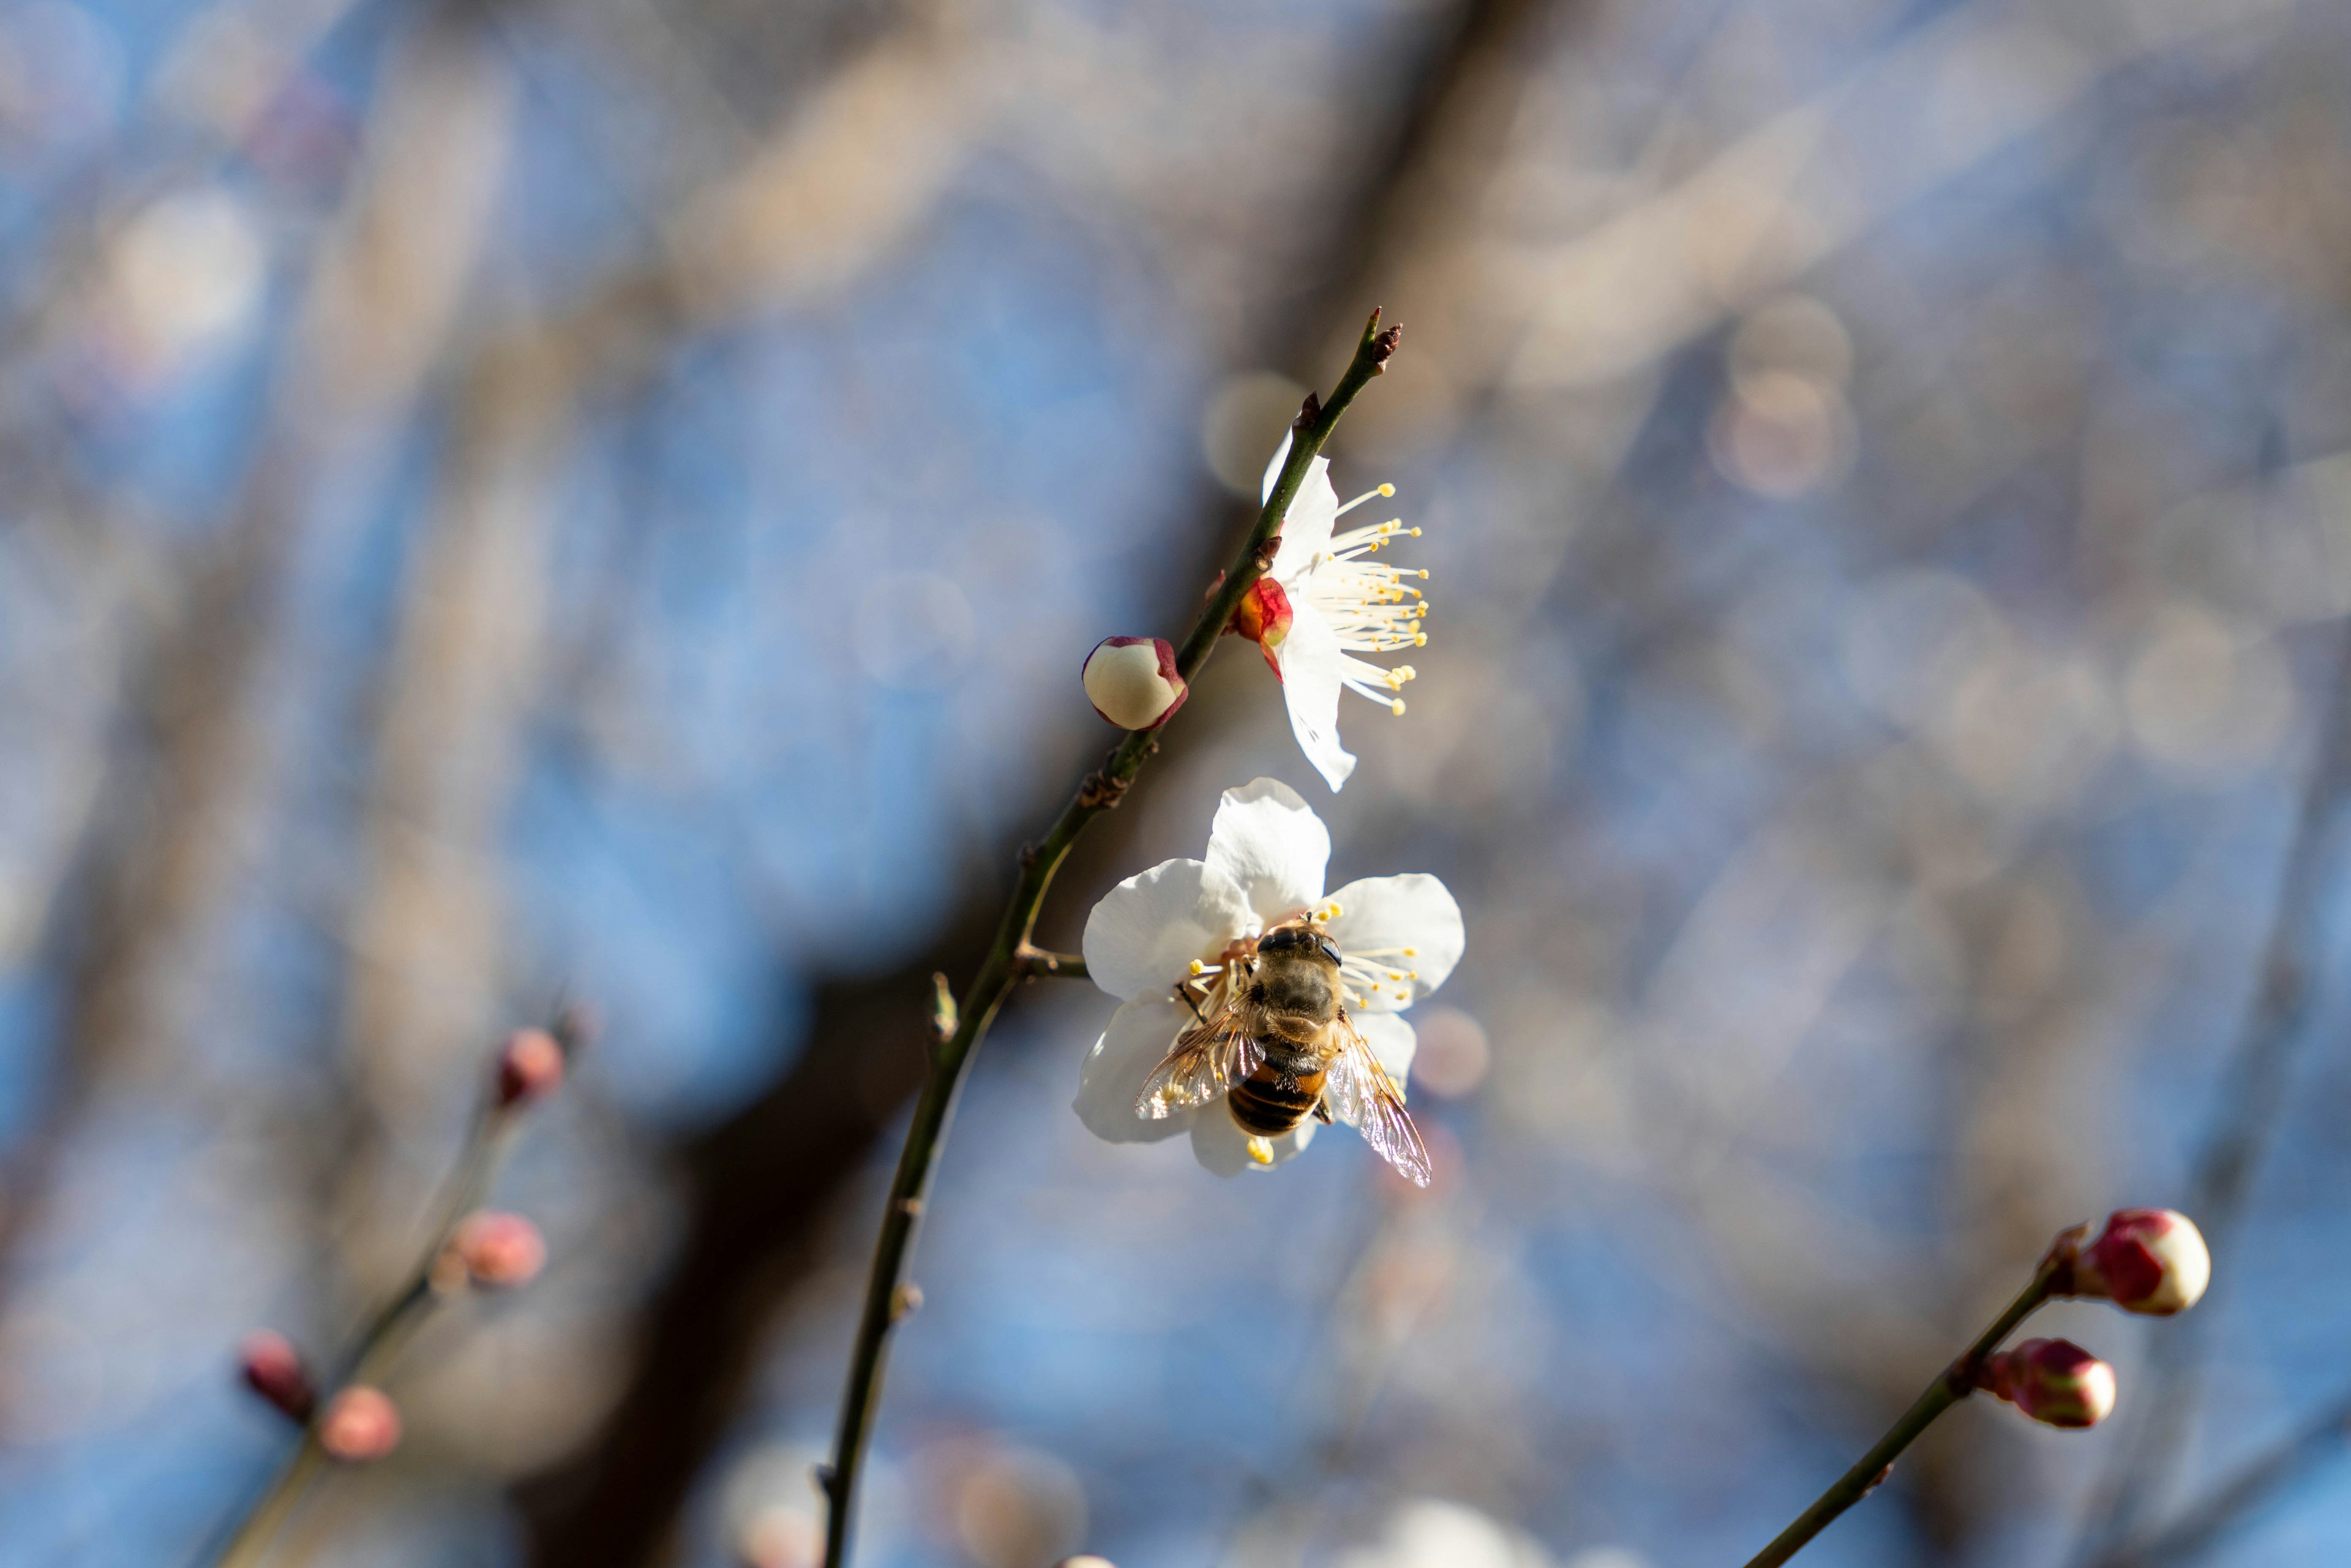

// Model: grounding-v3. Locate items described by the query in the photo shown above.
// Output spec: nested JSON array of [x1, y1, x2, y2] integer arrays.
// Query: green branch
[[817, 309, 1402, 1568], [1739, 1261, 2061, 1568]]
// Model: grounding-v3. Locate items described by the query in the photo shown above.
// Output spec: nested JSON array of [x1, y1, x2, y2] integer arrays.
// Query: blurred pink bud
[[1082, 637, 1187, 730], [237, 1330, 315, 1422], [1976, 1338, 2117, 1429], [1054, 1559, 1118, 1568], [2057, 1209, 2211, 1316], [1229, 577, 1294, 676], [496, 1027, 565, 1106], [449, 1210, 546, 1288], [318, 1386, 402, 1461]]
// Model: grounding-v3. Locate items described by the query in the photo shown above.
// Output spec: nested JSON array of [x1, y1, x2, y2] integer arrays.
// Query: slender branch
[[816, 311, 1401, 1568], [200, 1095, 525, 1568], [1740, 1261, 2061, 1568]]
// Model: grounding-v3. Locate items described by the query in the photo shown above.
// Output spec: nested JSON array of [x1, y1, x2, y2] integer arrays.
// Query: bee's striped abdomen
[[1228, 1063, 1328, 1136]]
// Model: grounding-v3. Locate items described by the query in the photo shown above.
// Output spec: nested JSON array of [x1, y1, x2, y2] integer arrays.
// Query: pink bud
[[449, 1210, 546, 1288], [1054, 1559, 1118, 1568], [1976, 1338, 2116, 1428], [1082, 637, 1187, 730], [1229, 577, 1294, 677], [318, 1386, 402, 1461], [237, 1330, 315, 1422], [496, 1027, 565, 1106], [2061, 1209, 2211, 1316]]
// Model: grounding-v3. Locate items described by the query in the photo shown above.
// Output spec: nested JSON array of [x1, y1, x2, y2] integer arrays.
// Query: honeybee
[[1136, 920, 1431, 1186]]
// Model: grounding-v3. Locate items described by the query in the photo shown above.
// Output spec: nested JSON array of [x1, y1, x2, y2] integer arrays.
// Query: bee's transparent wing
[[1136, 1009, 1262, 1119], [1324, 1014, 1432, 1187]]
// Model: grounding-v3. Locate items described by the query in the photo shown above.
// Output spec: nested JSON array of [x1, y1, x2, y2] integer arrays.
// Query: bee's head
[[1258, 923, 1341, 968]]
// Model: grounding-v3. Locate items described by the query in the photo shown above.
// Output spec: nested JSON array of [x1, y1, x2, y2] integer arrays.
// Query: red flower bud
[[1229, 577, 1294, 678], [1081, 637, 1187, 730], [237, 1330, 315, 1423], [496, 1027, 565, 1106], [448, 1210, 546, 1289], [318, 1386, 402, 1461], [2056, 1209, 2211, 1316], [1976, 1338, 2117, 1429]]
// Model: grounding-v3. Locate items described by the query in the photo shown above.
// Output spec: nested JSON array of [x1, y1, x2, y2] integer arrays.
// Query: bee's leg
[[1312, 1097, 1333, 1125]]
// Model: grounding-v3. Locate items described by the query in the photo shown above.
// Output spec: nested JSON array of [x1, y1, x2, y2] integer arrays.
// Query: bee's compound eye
[[1261, 928, 1305, 953], [1316, 936, 1343, 965]]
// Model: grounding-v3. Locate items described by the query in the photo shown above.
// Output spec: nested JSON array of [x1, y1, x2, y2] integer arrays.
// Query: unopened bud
[[318, 1386, 402, 1461], [1229, 577, 1294, 679], [1082, 637, 1187, 731], [448, 1210, 546, 1288], [1975, 1338, 2116, 1429], [2055, 1209, 2211, 1316], [496, 1027, 565, 1106], [238, 1330, 315, 1422]]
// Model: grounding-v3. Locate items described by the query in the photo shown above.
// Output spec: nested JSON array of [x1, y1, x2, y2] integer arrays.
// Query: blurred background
[[2, 0, 2350, 1562]]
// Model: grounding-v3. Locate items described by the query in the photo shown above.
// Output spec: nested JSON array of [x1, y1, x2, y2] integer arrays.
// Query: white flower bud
[[2061, 1208, 2211, 1316], [1082, 637, 1187, 730]]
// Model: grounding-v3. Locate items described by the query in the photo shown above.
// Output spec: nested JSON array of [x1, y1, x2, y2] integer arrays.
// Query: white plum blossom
[[1234, 435, 1430, 790], [1074, 778, 1464, 1177]]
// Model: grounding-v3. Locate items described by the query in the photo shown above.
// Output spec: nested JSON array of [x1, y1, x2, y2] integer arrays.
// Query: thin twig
[[1739, 1261, 2061, 1568], [198, 1093, 525, 1568], [815, 311, 1401, 1568], [1011, 945, 1087, 980]]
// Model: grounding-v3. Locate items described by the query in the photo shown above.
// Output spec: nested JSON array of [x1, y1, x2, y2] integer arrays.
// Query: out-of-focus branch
[[511, 2, 1575, 1562], [2076, 632, 2351, 1553], [2091, 1387, 2351, 1568], [0, 4, 517, 1324]]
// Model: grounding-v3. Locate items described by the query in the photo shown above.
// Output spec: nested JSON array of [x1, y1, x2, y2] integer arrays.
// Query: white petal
[[1261, 432, 1338, 580], [1204, 778, 1329, 923], [1081, 858, 1256, 1001], [1326, 873, 1465, 1012], [1352, 1010, 1419, 1081], [1190, 1105, 1316, 1176], [1272, 604, 1356, 791], [1073, 997, 1197, 1144]]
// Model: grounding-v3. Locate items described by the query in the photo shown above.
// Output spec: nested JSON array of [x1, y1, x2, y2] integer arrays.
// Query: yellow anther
[[1327, 901, 1342, 917], [1378, 483, 1395, 497], [1189, 959, 1205, 975], [1390, 699, 1407, 716], [1389, 970, 1406, 981], [1246, 1136, 1275, 1166], [1417, 569, 1430, 580], [1403, 948, 1417, 956], [1414, 632, 1427, 646]]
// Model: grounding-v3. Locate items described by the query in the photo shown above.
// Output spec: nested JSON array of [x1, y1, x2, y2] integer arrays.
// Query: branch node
[[1371, 322, 1403, 370], [1293, 391, 1321, 432], [1078, 768, 1131, 811], [896, 1196, 924, 1218], [890, 1283, 924, 1322]]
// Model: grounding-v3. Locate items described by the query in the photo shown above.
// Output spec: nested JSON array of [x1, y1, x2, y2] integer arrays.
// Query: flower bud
[[448, 1210, 546, 1288], [496, 1027, 565, 1106], [1976, 1338, 2116, 1428], [237, 1329, 315, 1422], [318, 1386, 403, 1461], [1054, 1559, 1117, 1568], [1229, 577, 1294, 677], [2058, 1209, 2211, 1316], [1082, 637, 1187, 730]]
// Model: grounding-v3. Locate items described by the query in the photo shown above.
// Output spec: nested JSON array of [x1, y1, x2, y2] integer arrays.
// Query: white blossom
[[1073, 778, 1463, 1177], [1237, 435, 1430, 790]]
